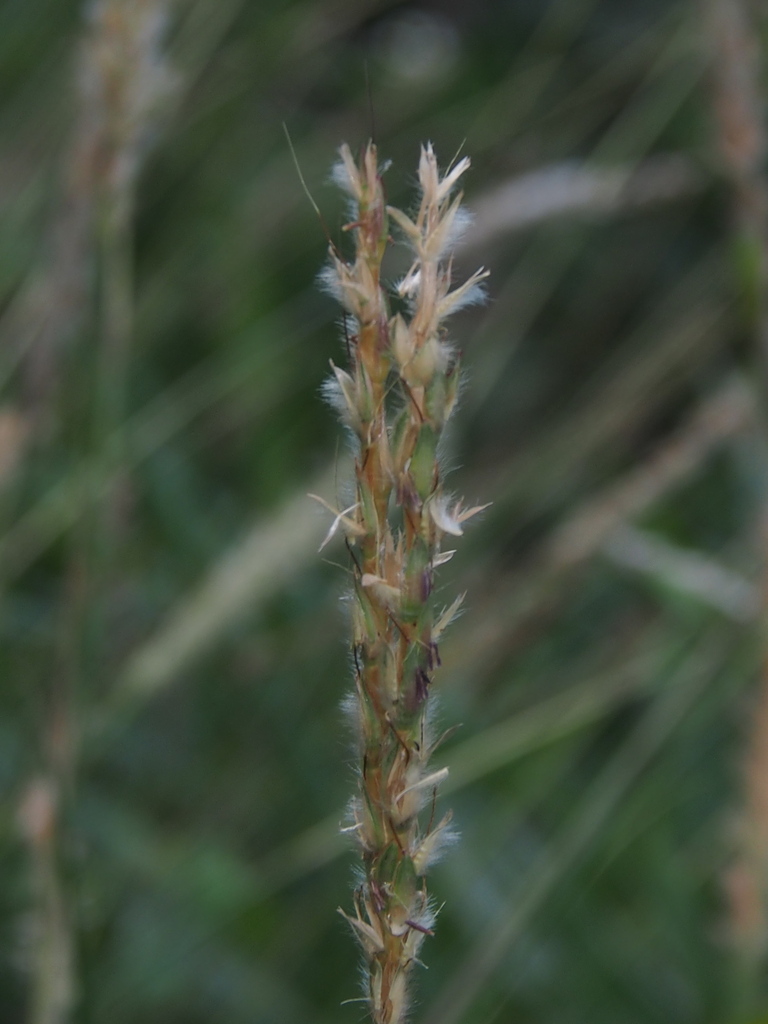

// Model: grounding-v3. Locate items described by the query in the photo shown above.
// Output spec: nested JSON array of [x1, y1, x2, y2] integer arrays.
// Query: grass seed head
[[319, 140, 486, 1024]]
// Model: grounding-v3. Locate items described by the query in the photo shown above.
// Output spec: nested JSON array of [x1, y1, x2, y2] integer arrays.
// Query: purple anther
[[415, 667, 431, 705]]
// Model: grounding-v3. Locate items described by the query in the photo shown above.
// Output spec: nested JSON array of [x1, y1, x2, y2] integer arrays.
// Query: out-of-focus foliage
[[1, 0, 766, 1022]]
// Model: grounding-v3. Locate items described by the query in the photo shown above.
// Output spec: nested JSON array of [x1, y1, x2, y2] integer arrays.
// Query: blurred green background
[[2, 0, 768, 1021]]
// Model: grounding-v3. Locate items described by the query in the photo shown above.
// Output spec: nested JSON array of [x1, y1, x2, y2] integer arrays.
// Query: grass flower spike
[[320, 141, 487, 1024]]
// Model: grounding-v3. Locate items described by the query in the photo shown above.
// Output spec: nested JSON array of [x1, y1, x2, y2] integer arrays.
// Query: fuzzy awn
[[315, 141, 487, 1024]]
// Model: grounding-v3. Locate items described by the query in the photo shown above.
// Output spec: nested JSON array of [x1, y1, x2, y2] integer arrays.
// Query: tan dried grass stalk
[[318, 142, 487, 1023], [13, 6, 175, 1023]]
